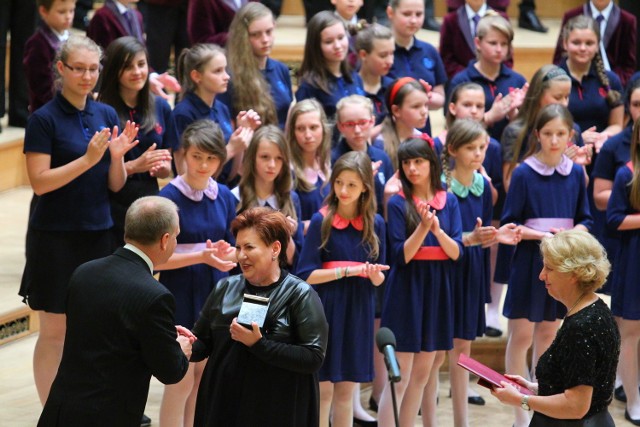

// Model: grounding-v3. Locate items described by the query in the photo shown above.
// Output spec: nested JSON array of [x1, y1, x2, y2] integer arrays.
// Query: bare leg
[[371, 318, 386, 406], [421, 351, 445, 427], [319, 381, 334, 427], [160, 363, 195, 427], [183, 360, 205, 427], [619, 318, 640, 418], [505, 318, 534, 427], [378, 352, 415, 427], [399, 352, 437, 427], [34, 312, 66, 405], [449, 340, 471, 427], [332, 382, 356, 427]]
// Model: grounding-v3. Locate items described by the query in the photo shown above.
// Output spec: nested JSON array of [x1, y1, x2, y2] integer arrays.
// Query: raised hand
[[285, 215, 298, 236], [467, 217, 497, 246], [149, 72, 181, 100], [109, 121, 139, 160], [371, 160, 382, 176], [228, 126, 253, 157], [384, 171, 402, 197], [236, 109, 262, 130], [127, 143, 173, 176], [417, 201, 436, 231]]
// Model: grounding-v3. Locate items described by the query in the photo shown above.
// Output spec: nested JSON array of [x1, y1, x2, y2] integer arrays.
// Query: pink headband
[[389, 77, 431, 105]]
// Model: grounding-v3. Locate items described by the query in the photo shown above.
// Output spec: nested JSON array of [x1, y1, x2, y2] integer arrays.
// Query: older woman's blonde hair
[[540, 230, 610, 293]]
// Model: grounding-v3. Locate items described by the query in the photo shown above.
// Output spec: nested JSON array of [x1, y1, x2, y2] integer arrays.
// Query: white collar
[[114, 1, 129, 14], [123, 243, 154, 274], [590, 1, 613, 20], [465, 3, 488, 19], [51, 28, 69, 41], [230, 188, 279, 210]]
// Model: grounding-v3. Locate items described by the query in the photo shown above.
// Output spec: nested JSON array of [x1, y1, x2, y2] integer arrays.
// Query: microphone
[[376, 327, 401, 383]]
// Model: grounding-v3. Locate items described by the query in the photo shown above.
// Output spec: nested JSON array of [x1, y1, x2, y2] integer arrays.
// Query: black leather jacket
[[191, 271, 328, 373]]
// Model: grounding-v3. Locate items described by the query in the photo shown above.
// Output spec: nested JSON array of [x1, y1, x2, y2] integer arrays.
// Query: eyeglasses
[[62, 62, 101, 76], [339, 119, 373, 130]]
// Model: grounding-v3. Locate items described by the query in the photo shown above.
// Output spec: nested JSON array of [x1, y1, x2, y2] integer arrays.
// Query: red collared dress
[[296, 207, 386, 383]]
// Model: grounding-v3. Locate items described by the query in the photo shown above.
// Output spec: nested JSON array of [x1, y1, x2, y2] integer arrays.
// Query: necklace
[[564, 292, 587, 319]]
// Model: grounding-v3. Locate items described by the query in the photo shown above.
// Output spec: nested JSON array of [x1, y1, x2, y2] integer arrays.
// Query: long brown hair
[[176, 43, 225, 101], [629, 118, 640, 210], [238, 125, 297, 220], [227, 3, 278, 126], [298, 11, 353, 95], [321, 151, 379, 259]]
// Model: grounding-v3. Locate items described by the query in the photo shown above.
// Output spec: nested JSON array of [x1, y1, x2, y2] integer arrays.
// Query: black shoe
[[353, 416, 378, 426], [468, 395, 485, 405], [626, 409, 640, 426], [485, 326, 503, 337], [518, 10, 548, 33], [141, 414, 151, 426], [422, 17, 441, 32], [369, 395, 378, 412], [615, 385, 627, 403]]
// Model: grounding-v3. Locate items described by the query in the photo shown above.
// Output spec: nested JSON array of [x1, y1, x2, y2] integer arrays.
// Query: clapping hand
[[202, 239, 237, 271], [149, 72, 181, 100], [127, 143, 172, 177], [496, 223, 521, 245], [85, 127, 112, 166], [285, 215, 298, 236], [565, 144, 592, 166], [108, 121, 139, 160], [236, 109, 262, 130], [467, 217, 498, 246], [359, 262, 390, 286], [417, 201, 436, 231], [581, 126, 608, 154], [228, 126, 253, 157]]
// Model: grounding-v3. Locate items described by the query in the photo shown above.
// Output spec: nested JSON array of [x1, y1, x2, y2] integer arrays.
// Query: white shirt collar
[[124, 243, 154, 274], [590, 1, 613, 21], [51, 28, 69, 41], [465, 3, 488, 19], [258, 194, 279, 209], [114, 1, 129, 14]]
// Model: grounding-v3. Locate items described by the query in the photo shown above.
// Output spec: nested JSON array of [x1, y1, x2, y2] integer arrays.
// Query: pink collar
[[398, 189, 447, 210], [319, 206, 364, 231]]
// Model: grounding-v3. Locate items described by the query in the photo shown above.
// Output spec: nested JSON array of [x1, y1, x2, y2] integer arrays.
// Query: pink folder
[[457, 353, 534, 395]]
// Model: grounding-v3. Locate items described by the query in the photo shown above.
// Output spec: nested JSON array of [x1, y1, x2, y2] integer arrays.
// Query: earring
[[272, 254, 277, 261]]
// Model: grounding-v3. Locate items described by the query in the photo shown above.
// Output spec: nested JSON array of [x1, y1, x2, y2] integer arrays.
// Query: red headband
[[389, 77, 431, 105]]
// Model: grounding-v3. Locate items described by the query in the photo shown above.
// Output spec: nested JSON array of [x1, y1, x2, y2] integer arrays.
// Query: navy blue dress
[[606, 164, 640, 319], [158, 177, 236, 328], [295, 71, 364, 121], [501, 157, 592, 321], [447, 173, 493, 339], [297, 211, 386, 382], [381, 191, 463, 352]]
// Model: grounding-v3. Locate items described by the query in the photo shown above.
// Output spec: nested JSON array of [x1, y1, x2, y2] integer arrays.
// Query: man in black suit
[[38, 196, 192, 427]]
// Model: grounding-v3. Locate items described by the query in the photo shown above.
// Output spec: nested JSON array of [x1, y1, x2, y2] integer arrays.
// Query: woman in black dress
[[491, 229, 620, 426], [190, 207, 329, 427]]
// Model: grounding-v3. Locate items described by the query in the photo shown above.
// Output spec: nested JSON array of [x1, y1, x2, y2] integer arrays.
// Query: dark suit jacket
[[553, 4, 637, 86], [440, 7, 512, 79], [23, 25, 58, 114], [187, 0, 256, 46], [86, 1, 145, 50], [38, 248, 189, 427]]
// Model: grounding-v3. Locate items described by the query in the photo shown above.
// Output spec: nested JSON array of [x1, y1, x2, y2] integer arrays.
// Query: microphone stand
[[388, 372, 400, 427]]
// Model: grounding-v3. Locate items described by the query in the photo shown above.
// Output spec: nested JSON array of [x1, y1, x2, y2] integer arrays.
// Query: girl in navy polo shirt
[[448, 12, 527, 141], [222, 2, 293, 129], [296, 11, 364, 122], [356, 23, 395, 133], [98, 36, 177, 247], [232, 125, 304, 269], [286, 99, 332, 234], [560, 15, 623, 153], [386, 0, 447, 135], [173, 43, 258, 186], [20, 35, 138, 405]]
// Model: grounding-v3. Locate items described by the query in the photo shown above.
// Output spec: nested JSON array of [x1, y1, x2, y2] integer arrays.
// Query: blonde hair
[[227, 3, 278, 126], [321, 151, 379, 259], [476, 12, 513, 60], [55, 35, 102, 89], [336, 94, 374, 123], [540, 230, 610, 293], [286, 99, 332, 193]]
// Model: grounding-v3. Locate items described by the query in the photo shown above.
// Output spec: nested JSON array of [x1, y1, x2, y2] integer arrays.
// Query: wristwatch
[[521, 394, 531, 411]]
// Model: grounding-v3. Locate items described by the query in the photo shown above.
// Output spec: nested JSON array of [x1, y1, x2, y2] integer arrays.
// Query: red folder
[[457, 353, 534, 395]]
